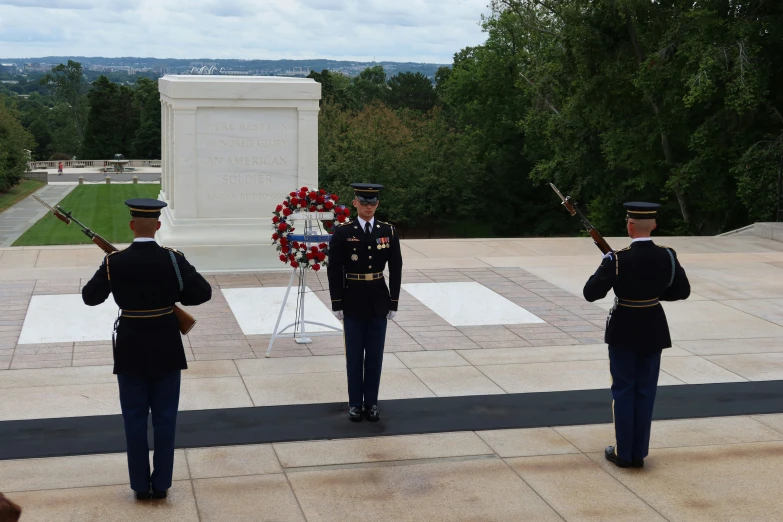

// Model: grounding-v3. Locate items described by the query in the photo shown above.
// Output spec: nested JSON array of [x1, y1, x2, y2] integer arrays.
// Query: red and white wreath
[[271, 187, 352, 271]]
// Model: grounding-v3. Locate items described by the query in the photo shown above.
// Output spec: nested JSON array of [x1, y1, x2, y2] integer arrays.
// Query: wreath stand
[[265, 212, 342, 357]]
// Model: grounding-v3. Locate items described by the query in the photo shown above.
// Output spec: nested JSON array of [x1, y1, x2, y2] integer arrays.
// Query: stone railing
[[27, 159, 162, 169]]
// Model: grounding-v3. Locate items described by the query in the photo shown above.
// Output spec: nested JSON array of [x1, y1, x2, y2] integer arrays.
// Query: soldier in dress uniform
[[327, 183, 403, 422], [82, 198, 212, 499], [583, 202, 690, 468]]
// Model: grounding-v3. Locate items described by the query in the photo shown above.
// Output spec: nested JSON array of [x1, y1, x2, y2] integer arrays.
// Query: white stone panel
[[195, 108, 298, 219], [402, 282, 545, 327], [222, 287, 343, 335], [19, 294, 119, 344]]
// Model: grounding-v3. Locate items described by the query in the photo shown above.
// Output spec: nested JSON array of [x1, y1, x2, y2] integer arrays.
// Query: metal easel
[[265, 212, 342, 357]]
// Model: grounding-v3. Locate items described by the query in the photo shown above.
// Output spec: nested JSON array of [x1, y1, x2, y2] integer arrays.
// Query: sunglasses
[[357, 200, 379, 207]]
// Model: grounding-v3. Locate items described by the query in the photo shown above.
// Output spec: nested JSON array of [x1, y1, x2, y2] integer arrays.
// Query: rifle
[[549, 184, 613, 254], [32, 195, 197, 335]]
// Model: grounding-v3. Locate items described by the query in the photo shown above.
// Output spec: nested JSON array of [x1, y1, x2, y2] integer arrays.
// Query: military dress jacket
[[583, 240, 690, 352], [327, 220, 403, 319], [82, 241, 212, 377]]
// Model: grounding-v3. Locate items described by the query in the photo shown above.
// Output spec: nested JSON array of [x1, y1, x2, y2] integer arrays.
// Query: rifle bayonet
[[550, 183, 613, 255], [32, 194, 71, 225]]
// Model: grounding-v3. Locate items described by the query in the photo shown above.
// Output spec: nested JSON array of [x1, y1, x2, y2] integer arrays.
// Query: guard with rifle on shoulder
[[551, 186, 690, 468], [34, 195, 212, 500]]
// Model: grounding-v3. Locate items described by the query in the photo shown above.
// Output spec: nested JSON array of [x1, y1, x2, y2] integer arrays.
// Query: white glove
[[387, 311, 396, 320], [602, 251, 614, 261], [333, 310, 344, 320]]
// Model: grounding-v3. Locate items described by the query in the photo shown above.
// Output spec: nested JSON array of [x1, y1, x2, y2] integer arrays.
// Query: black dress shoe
[[604, 446, 635, 468], [631, 458, 644, 468], [348, 407, 363, 422], [150, 489, 168, 500], [365, 405, 380, 422], [135, 490, 151, 500]]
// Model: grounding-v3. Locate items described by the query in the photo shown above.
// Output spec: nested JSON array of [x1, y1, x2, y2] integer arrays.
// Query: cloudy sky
[[0, 0, 491, 63]]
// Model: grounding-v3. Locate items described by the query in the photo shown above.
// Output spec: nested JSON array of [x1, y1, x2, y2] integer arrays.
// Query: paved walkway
[[1, 235, 782, 519], [0, 184, 76, 247], [2, 416, 783, 521]]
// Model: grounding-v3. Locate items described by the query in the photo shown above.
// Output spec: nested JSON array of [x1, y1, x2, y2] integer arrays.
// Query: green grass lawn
[[0, 179, 46, 213], [13, 184, 161, 246]]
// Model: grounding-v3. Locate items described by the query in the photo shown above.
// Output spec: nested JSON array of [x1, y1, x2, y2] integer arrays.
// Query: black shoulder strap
[[665, 248, 675, 287], [169, 250, 184, 292]]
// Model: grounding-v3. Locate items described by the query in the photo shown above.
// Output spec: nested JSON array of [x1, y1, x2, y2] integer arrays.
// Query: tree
[[307, 69, 356, 109], [0, 104, 35, 192], [132, 77, 161, 159], [386, 72, 437, 112], [467, 0, 783, 235], [82, 76, 123, 159], [352, 66, 388, 107], [40, 60, 88, 149]]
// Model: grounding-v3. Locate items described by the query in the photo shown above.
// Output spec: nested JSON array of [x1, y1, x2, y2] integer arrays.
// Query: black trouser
[[344, 315, 387, 408], [609, 346, 662, 462], [117, 370, 181, 493]]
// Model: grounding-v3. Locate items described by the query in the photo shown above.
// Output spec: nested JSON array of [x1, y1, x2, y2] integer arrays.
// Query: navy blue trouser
[[117, 370, 181, 493], [609, 346, 662, 463], [344, 315, 387, 408]]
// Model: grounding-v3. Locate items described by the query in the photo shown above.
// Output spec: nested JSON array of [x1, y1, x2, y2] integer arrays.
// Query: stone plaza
[[1, 230, 783, 521]]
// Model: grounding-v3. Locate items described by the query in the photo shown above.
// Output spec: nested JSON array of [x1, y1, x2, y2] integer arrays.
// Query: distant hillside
[[0, 57, 448, 79]]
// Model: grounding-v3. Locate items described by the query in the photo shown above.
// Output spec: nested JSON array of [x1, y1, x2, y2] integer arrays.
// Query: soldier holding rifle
[[78, 198, 212, 499], [552, 187, 690, 468]]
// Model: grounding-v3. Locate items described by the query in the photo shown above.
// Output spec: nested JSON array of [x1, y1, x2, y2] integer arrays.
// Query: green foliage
[[13, 184, 161, 246], [307, 69, 356, 109], [465, 0, 783, 236], [386, 72, 437, 112], [352, 65, 388, 106], [81, 74, 161, 159], [317, 101, 480, 230], [0, 103, 35, 192], [40, 60, 89, 147], [5, 63, 162, 160]]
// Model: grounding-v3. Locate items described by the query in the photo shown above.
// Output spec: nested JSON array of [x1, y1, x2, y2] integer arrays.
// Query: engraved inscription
[[196, 108, 299, 219], [207, 139, 287, 148], [206, 156, 287, 166], [207, 192, 288, 200]]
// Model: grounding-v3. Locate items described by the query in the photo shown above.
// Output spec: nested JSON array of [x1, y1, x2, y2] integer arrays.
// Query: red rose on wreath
[[313, 264, 321, 271]]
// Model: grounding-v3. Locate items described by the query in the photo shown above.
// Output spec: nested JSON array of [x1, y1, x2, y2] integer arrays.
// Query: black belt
[[121, 307, 174, 318], [616, 298, 659, 308], [345, 272, 384, 281]]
